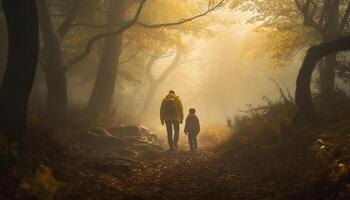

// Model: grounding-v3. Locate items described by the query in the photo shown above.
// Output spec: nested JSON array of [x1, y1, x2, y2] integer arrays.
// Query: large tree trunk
[[87, 0, 127, 118], [37, 0, 68, 126], [0, 0, 39, 140], [295, 36, 350, 124]]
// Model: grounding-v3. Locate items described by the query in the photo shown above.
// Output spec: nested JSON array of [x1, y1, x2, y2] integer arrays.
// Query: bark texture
[[37, 0, 68, 126], [318, 0, 339, 100], [37, 0, 80, 126], [87, 0, 128, 117], [0, 0, 39, 139]]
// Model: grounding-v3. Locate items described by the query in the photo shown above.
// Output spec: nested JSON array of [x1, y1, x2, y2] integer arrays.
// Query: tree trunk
[[295, 36, 350, 124], [87, 0, 127, 118], [318, 0, 339, 100], [319, 54, 336, 99], [141, 83, 158, 116], [140, 51, 182, 116], [139, 56, 158, 115], [0, 0, 39, 140], [37, 0, 68, 126]]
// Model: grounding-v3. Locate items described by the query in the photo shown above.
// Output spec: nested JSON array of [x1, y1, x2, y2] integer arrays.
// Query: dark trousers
[[165, 120, 180, 149], [188, 132, 198, 151]]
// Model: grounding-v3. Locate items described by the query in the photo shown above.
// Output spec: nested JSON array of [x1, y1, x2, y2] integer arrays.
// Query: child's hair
[[189, 108, 196, 114]]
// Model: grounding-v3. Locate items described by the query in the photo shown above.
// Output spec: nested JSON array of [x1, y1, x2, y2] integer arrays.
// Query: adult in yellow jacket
[[160, 90, 184, 151]]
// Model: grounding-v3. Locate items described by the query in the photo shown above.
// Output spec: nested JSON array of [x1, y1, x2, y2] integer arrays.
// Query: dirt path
[[52, 127, 324, 200], [121, 149, 289, 200]]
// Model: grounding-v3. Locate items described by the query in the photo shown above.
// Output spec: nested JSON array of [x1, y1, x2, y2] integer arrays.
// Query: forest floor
[[58, 146, 302, 200], [121, 149, 288, 200], [50, 126, 332, 200], [119, 148, 328, 200], [5, 124, 350, 200]]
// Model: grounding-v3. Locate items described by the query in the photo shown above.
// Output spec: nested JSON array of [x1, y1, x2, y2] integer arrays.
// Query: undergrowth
[[222, 82, 350, 199], [0, 123, 63, 200]]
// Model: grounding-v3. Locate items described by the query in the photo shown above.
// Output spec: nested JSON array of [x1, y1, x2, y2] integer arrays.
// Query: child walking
[[184, 108, 200, 152]]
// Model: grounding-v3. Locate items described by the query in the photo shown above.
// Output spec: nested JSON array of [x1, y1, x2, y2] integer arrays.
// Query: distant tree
[[236, 0, 350, 100], [69, 0, 224, 119], [124, 0, 221, 118], [0, 0, 39, 140], [294, 0, 350, 101], [140, 50, 183, 115], [36, 0, 81, 126], [86, 0, 128, 117]]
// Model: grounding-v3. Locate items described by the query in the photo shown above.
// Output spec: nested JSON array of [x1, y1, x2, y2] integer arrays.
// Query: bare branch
[[71, 0, 225, 30], [141, 49, 174, 58], [66, 0, 224, 68], [136, 0, 225, 29], [295, 0, 324, 34], [66, 0, 147, 68], [119, 50, 141, 65], [71, 22, 124, 29], [57, 0, 81, 39]]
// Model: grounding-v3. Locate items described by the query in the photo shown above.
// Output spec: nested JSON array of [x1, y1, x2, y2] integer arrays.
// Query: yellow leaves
[[125, 0, 218, 51], [239, 25, 321, 68], [19, 165, 60, 200], [265, 27, 320, 68], [234, 0, 323, 68]]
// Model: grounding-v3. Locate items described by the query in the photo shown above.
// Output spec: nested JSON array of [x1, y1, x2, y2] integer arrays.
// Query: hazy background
[[0, 2, 306, 130], [112, 11, 304, 128]]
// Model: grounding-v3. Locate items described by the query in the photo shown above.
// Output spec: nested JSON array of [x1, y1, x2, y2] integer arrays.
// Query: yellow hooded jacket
[[160, 93, 184, 122]]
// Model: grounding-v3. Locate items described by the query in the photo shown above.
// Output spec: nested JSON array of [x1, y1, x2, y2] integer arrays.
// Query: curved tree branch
[[141, 49, 174, 58], [119, 50, 141, 65], [66, 0, 147, 68], [71, 22, 124, 29], [295, 35, 350, 123], [57, 0, 81, 39], [66, 0, 225, 68], [136, 0, 225, 29]]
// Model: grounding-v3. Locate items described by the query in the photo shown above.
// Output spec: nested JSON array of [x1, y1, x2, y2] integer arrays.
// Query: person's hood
[[165, 93, 179, 100]]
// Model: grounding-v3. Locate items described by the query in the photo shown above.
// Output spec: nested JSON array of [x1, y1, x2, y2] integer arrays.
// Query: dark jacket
[[184, 114, 200, 134]]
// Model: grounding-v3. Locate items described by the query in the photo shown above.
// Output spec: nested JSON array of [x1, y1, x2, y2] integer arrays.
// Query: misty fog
[[109, 11, 303, 127]]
